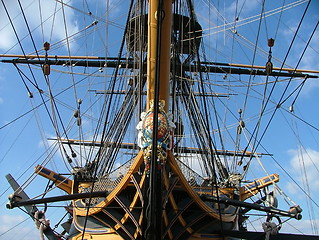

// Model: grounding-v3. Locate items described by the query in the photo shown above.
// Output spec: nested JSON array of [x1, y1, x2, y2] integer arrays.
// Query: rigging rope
[[253, 16, 318, 157], [79, 1, 136, 238], [186, 0, 228, 235], [5, 0, 77, 165], [239, 0, 313, 175]]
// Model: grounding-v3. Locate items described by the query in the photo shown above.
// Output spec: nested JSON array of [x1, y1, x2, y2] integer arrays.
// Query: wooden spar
[[146, 0, 172, 111], [203, 61, 319, 74], [5, 174, 59, 240], [53, 138, 270, 157], [2, 54, 319, 75], [0, 54, 104, 59]]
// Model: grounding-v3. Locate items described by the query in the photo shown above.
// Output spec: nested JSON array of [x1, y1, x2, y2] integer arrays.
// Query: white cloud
[[280, 219, 319, 235], [278, 18, 319, 96], [287, 148, 319, 195], [279, 19, 298, 39], [297, 32, 319, 95], [226, 0, 259, 18], [285, 181, 299, 195], [0, 0, 79, 52], [0, 214, 39, 240], [0, 27, 16, 50], [0, 214, 24, 225]]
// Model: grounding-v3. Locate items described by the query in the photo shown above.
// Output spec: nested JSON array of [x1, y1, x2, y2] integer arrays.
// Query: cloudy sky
[[0, 0, 319, 238]]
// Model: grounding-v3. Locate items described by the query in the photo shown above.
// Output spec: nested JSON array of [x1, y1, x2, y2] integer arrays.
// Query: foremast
[[146, 0, 171, 111], [143, 0, 172, 238]]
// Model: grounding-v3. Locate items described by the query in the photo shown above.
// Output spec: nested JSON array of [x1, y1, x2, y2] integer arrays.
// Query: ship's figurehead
[[137, 100, 175, 173]]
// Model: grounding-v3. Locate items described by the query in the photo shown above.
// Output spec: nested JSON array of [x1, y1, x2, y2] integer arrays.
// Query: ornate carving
[[137, 100, 175, 173]]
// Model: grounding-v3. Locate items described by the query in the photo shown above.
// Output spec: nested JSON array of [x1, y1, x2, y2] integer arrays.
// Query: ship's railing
[[175, 158, 206, 187], [80, 158, 134, 204], [84, 155, 210, 200]]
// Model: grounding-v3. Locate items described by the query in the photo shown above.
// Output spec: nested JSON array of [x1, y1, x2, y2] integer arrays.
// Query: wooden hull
[[71, 151, 238, 240]]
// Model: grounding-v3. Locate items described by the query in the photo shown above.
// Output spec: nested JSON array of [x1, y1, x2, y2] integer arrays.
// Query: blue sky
[[1, 0, 319, 238]]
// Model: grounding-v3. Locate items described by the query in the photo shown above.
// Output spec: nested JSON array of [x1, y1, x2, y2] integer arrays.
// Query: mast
[[146, 0, 172, 111], [144, 0, 172, 239]]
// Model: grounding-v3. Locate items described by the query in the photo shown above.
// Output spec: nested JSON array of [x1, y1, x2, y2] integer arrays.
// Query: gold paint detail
[[73, 151, 144, 216], [35, 165, 73, 194], [240, 174, 279, 200]]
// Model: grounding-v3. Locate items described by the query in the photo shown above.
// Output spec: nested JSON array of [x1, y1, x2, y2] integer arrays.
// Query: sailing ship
[[1, 0, 319, 239]]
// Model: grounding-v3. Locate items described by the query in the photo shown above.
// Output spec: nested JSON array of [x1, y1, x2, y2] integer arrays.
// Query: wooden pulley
[[77, 117, 82, 126], [268, 38, 275, 48], [73, 109, 79, 118], [43, 42, 50, 51], [265, 61, 273, 75], [43, 64, 50, 75]]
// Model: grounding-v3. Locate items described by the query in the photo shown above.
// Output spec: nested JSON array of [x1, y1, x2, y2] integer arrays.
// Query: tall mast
[[144, 0, 172, 239], [146, 0, 172, 111]]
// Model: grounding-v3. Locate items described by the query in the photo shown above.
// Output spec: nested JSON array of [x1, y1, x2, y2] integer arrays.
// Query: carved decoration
[[137, 100, 175, 173]]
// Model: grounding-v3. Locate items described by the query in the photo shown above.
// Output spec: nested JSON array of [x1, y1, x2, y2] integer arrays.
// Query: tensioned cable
[[96, 29, 138, 175], [200, 0, 308, 37], [271, 21, 318, 108], [50, 1, 58, 42], [186, 0, 227, 236], [20, 0, 80, 161], [13, 63, 34, 96], [289, 78, 306, 108], [253, 17, 318, 158], [79, 1, 135, 238], [294, 124, 318, 234], [229, 0, 246, 171], [240, 0, 312, 171], [81, 0, 101, 167], [270, 150, 319, 208], [2, 2, 122, 57], [91, 0, 142, 172], [199, 0, 306, 69], [284, 113, 319, 176], [38, 0, 45, 43], [240, 0, 265, 121], [238, 106, 319, 209], [236, 1, 266, 169], [229, 31, 293, 68], [283, 107, 319, 132], [225, 79, 313, 177], [59, 0, 82, 158], [0, 68, 101, 131], [58, 0, 80, 101], [80, 37, 134, 174], [275, 76, 307, 109], [172, 2, 213, 175], [193, 51, 228, 172], [55, 0, 125, 29], [1, 69, 103, 231], [0, 216, 30, 238], [0, 115, 33, 165], [274, 0, 286, 40], [179, 84, 212, 176], [101, 82, 144, 174], [3, 0, 75, 162], [185, 0, 228, 180], [1, 145, 61, 208], [1, 0, 41, 90]]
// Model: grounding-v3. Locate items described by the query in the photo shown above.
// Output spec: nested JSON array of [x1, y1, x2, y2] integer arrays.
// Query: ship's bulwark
[[70, 150, 237, 239]]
